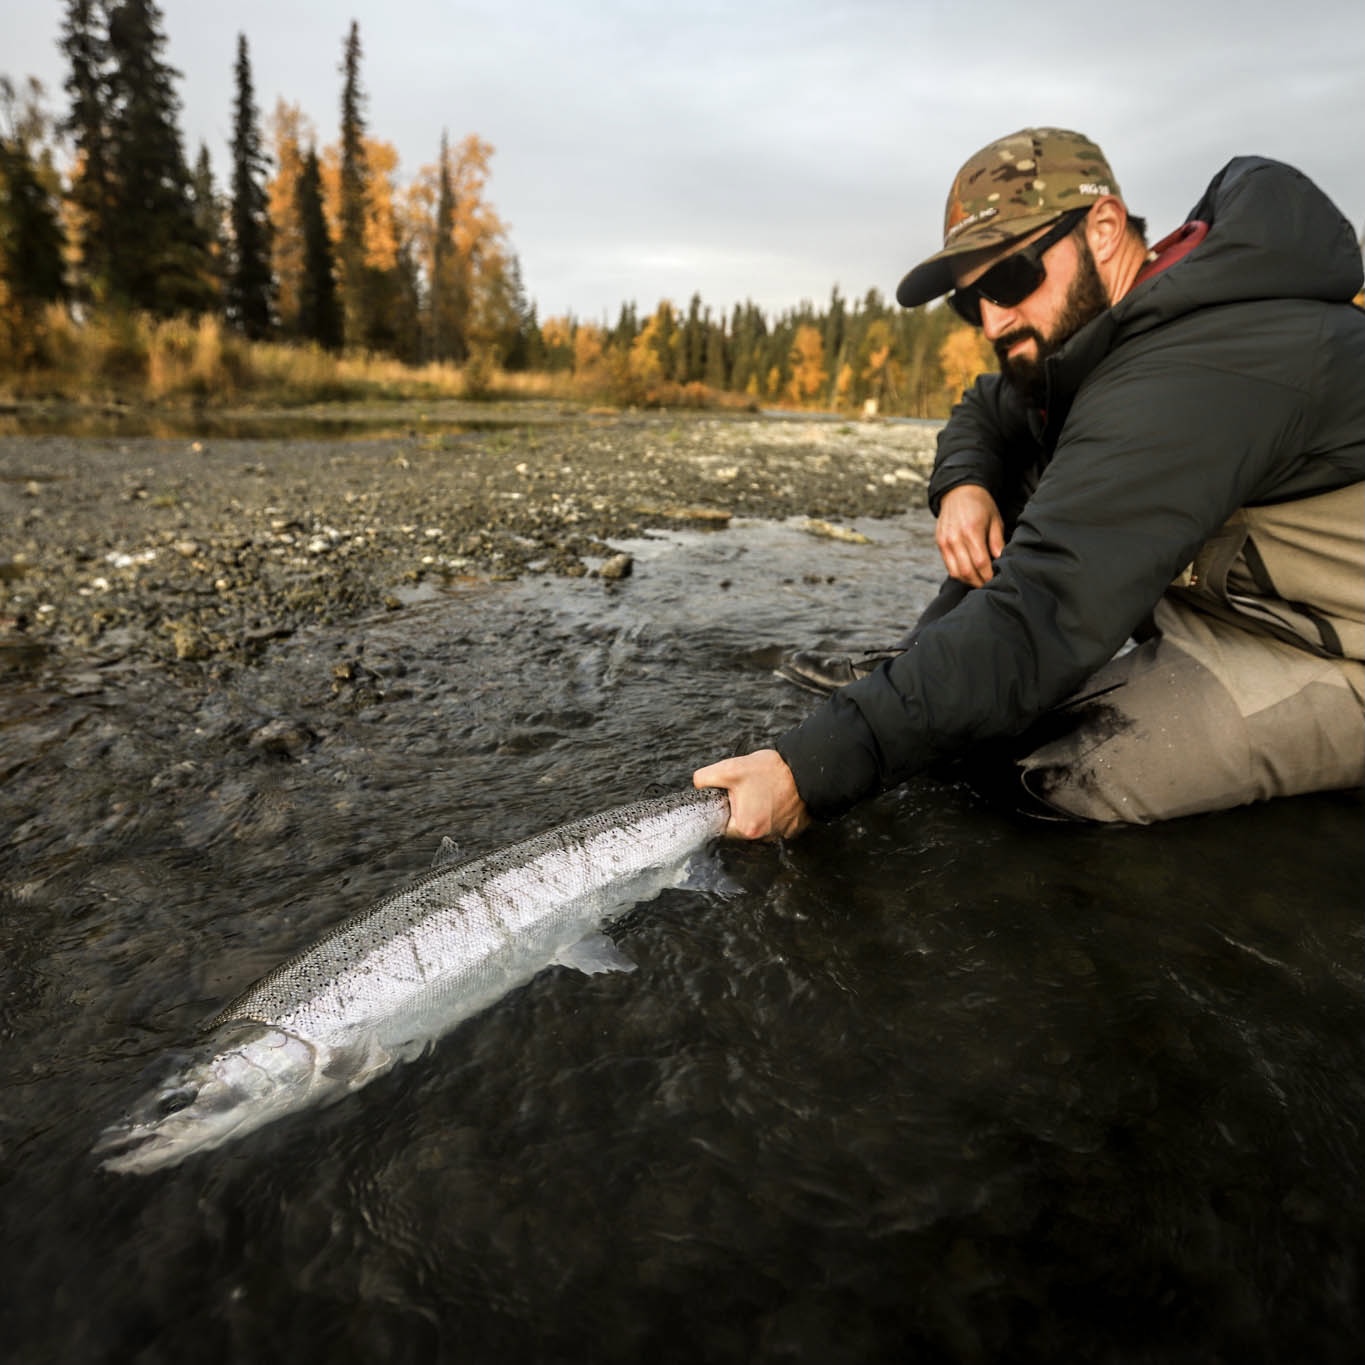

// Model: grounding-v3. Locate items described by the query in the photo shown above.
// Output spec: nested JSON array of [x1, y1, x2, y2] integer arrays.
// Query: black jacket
[[776, 156, 1365, 818]]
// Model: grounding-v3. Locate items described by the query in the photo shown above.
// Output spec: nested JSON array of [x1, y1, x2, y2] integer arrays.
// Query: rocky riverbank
[[1, 403, 941, 671]]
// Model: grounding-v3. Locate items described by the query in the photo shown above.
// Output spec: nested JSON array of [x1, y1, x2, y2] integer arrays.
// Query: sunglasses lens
[[947, 290, 981, 326], [979, 253, 1046, 308], [942, 210, 1084, 326]]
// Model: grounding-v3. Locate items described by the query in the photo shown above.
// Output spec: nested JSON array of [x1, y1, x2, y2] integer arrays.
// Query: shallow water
[[2, 511, 1362, 1364]]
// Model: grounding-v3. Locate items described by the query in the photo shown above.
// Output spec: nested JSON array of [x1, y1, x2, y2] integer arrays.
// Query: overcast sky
[[5, 0, 1362, 323]]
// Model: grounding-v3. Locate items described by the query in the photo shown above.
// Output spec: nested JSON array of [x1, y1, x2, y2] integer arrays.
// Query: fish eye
[[156, 1085, 198, 1118]]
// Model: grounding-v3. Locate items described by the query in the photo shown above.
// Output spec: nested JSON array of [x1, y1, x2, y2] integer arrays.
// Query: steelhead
[[97, 787, 730, 1174]]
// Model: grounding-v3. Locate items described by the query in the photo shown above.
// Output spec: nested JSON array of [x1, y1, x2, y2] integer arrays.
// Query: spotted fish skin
[[97, 788, 730, 1174]]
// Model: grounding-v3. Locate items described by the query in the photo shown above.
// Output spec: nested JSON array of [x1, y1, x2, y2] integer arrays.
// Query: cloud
[[4, 0, 1360, 321]]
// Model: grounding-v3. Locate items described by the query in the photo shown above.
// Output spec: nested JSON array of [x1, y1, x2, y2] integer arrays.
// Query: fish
[[96, 786, 730, 1175]]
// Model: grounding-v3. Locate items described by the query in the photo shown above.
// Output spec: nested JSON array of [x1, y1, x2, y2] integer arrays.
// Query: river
[[2, 509, 1362, 1363]]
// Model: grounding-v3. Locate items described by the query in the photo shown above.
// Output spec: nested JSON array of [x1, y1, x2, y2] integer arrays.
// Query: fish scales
[[97, 787, 730, 1174]]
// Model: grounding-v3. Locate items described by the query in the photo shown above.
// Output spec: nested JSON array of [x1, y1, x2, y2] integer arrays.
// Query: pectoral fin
[[432, 836, 463, 869], [554, 933, 637, 976]]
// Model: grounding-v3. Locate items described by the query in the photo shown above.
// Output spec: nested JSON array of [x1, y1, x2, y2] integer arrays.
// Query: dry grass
[[0, 306, 758, 413]]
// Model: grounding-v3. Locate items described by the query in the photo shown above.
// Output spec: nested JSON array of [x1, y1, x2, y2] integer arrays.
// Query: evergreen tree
[[337, 20, 368, 347], [611, 301, 638, 351], [102, 0, 214, 313], [681, 292, 705, 383], [429, 129, 465, 361], [227, 33, 272, 338], [60, 0, 114, 301], [0, 79, 66, 310], [500, 266, 536, 372], [703, 317, 728, 390], [517, 301, 546, 372], [189, 142, 224, 308], [295, 144, 341, 350]]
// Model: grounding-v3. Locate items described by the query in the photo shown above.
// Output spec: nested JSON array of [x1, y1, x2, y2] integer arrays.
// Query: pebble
[[598, 553, 633, 581]]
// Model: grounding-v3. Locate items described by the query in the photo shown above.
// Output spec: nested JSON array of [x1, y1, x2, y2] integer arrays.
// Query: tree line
[[0, 0, 994, 415]]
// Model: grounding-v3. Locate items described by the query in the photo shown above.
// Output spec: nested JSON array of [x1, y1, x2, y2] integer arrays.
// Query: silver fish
[[97, 787, 730, 1174]]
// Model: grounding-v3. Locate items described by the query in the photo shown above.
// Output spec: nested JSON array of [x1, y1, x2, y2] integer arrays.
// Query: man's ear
[[1085, 196, 1129, 265]]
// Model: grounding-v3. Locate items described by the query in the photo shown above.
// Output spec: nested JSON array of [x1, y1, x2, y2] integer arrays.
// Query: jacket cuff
[[775, 693, 884, 819]]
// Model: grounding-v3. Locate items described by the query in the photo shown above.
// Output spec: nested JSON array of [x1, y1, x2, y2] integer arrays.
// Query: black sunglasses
[[947, 208, 1090, 326]]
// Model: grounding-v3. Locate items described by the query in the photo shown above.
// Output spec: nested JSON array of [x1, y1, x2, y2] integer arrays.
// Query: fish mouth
[[94, 1026, 331, 1175]]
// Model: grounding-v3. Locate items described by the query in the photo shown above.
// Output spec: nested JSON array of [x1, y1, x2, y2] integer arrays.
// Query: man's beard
[[994, 236, 1110, 406]]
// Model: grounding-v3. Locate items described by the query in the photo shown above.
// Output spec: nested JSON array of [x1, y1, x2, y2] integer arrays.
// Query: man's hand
[[693, 749, 810, 841], [936, 484, 1004, 587]]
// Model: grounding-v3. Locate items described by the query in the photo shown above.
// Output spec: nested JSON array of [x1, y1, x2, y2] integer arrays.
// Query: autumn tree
[[628, 304, 673, 393], [227, 33, 272, 338], [539, 315, 573, 371], [786, 323, 827, 406], [406, 132, 523, 365], [938, 324, 995, 405], [266, 100, 312, 335], [320, 132, 412, 355]]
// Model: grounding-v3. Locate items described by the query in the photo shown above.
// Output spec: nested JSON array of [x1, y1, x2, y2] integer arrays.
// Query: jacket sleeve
[[927, 372, 1037, 514], [776, 322, 1309, 817]]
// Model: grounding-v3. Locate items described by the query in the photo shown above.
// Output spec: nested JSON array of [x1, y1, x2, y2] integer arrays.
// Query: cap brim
[[896, 256, 954, 309], [895, 210, 1067, 309]]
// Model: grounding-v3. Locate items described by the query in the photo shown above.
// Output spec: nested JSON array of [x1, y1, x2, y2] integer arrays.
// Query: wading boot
[[774, 648, 904, 697]]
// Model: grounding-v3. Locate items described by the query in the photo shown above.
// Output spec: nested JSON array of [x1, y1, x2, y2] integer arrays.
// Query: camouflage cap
[[896, 128, 1122, 308]]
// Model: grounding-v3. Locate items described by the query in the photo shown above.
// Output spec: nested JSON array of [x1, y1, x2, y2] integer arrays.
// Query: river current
[[3, 510, 1362, 1363]]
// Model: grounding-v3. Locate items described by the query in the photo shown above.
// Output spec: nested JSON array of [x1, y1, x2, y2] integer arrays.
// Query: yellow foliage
[[573, 324, 605, 374], [540, 315, 573, 352], [266, 101, 315, 331], [786, 324, 827, 407], [628, 316, 665, 388], [318, 135, 404, 271], [939, 324, 995, 402], [408, 134, 514, 349]]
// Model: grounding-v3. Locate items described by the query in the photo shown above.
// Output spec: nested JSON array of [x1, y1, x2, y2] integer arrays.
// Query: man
[[695, 128, 1365, 838]]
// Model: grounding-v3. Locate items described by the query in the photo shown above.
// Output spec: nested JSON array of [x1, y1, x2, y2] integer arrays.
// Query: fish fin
[[432, 836, 463, 869], [680, 851, 742, 898], [554, 933, 637, 976]]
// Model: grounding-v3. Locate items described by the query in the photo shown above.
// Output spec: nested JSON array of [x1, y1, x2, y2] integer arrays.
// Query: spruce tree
[[227, 33, 273, 338], [682, 292, 705, 384], [337, 20, 368, 348], [703, 318, 728, 390], [189, 142, 224, 307], [60, 0, 114, 302], [103, 0, 214, 313], [429, 129, 464, 362], [295, 144, 341, 350], [0, 80, 67, 312]]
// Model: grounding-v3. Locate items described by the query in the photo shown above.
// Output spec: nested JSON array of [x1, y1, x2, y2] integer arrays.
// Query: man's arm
[[927, 371, 1036, 513], [936, 484, 1006, 587], [929, 372, 1040, 585], [772, 335, 1308, 821]]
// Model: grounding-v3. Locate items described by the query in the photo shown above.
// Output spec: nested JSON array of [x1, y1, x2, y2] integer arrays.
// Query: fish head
[[95, 1024, 330, 1175]]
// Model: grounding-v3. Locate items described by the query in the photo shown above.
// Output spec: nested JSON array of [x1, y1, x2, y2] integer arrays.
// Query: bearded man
[[695, 128, 1365, 836]]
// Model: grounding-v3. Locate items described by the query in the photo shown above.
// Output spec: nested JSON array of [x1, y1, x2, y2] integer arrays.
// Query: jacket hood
[[1033, 156, 1361, 438], [1113, 156, 1363, 335]]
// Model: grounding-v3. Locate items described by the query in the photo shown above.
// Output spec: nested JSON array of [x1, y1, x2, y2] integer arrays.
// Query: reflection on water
[[0, 402, 577, 442], [2, 512, 1362, 1363]]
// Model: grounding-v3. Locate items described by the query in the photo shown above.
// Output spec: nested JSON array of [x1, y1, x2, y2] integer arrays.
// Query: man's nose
[[978, 298, 1015, 341]]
